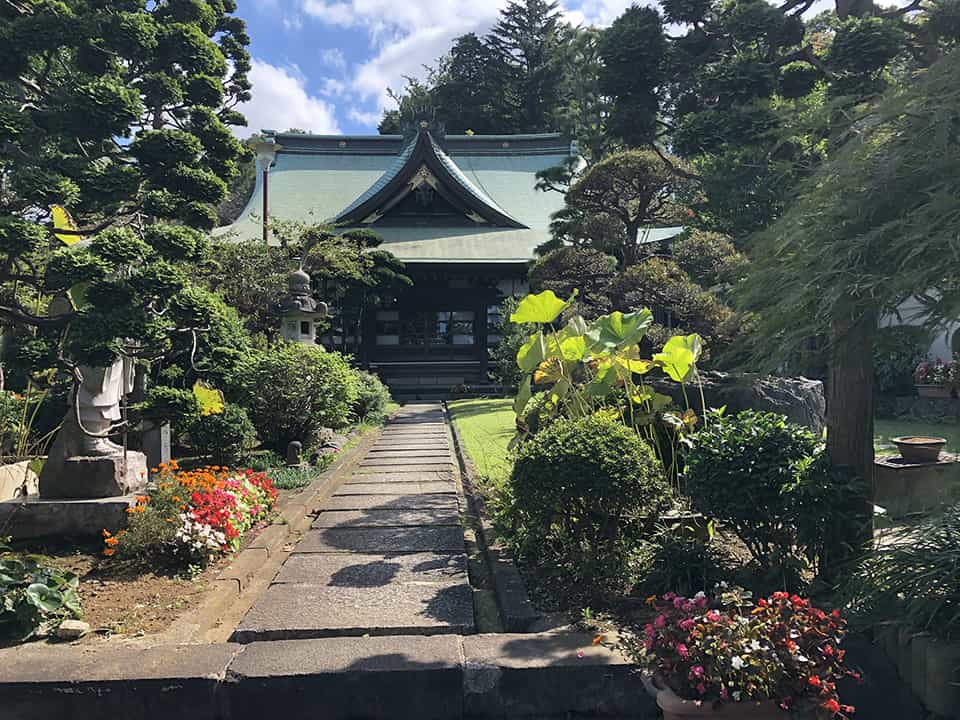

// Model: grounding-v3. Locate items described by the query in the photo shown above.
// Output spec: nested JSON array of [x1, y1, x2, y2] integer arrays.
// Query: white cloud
[[282, 14, 304, 30], [321, 77, 348, 96], [238, 59, 341, 136], [319, 47, 347, 71], [348, 107, 383, 126]]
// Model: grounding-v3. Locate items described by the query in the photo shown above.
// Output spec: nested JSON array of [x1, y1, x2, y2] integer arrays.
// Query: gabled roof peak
[[333, 124, 527, 229]]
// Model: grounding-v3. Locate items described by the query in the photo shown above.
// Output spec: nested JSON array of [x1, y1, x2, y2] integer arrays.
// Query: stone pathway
[[234, 403, 474, 641]]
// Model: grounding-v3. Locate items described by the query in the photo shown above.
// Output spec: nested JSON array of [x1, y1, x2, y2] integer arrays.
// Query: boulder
[[0, 461, 39, 501], [651, 372, 826, 435]]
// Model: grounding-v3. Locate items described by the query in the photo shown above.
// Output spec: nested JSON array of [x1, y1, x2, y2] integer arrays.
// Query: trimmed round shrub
[[229, 343, 358, 452], [187, 402, 257, 464], [684, 410, 832, 589], [503, 415, 672, 596], [351, 370, 391, 424]]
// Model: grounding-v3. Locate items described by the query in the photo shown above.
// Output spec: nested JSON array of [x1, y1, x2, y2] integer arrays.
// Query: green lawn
[[449, 398, 957, 472], [448, 398, 515, 486], [874, 418, 960, 456]]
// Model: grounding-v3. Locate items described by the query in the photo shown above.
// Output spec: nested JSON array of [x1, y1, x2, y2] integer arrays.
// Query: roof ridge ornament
[[401, 111, 445, 148]]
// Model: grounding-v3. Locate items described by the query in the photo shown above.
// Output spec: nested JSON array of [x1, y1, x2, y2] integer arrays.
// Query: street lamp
[[254, 141, 281, 245]]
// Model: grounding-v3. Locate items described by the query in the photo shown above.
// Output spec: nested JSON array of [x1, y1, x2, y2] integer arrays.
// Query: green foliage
[[635, 526, 732, 598], [136, 385, 199, 423], [684, 410, 855, 589], [562, 150, 697, 267], [186, 402, 257, 464], [507, 291, 704, 484], [670, 230, 749, 289], [502, 415, 672, 597], [874, 325, 933, 396], [229, 344, 359, 452], [490, 297, 532, 388], [0, 542, 82, 641], [841, 502, 960, 642], [351, 371, 392, 424], [1, 0, 251, 376], [528, 247, 616, 318]]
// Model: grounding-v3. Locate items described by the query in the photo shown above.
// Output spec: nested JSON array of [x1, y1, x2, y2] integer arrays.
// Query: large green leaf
[[513, 376, 533, 417], [653, 334, 703, 383], [586, 309, 653, 349], [509, 290, 568, 324], [516, 331, 547, 372], [559, 335, 587, 361], [25, 583, 63, 613]]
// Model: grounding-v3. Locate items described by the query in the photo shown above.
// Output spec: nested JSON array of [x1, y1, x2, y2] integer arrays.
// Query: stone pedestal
[[0, 495, 136, 539], [39, 452, 148, 499], [873, 453, 960, 518], [141, 422, 171, 470]]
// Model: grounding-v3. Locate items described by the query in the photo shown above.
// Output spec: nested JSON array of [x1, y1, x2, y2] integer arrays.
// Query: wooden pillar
[[476, 298, 489, 381]]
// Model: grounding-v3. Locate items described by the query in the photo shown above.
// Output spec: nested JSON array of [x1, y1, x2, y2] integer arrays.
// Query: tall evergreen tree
[[486, 0, 566, 132], [432, 33, 510, 134]]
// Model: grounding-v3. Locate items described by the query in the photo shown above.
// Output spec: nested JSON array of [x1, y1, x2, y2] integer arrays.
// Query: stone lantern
[[279, 268, 327, 346]]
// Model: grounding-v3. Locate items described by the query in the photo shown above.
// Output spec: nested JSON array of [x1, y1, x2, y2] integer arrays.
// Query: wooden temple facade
[[219, 120, 676, 398]]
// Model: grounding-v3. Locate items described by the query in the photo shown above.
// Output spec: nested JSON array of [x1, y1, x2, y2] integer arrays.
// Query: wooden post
[[262, 165, 269, 245]]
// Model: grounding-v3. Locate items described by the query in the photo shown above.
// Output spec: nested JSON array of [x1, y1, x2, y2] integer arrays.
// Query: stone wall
[[877, 395, 960, 424]]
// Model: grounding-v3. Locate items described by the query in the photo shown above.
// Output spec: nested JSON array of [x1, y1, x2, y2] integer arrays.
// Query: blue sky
[[233, 0, 645, 137]]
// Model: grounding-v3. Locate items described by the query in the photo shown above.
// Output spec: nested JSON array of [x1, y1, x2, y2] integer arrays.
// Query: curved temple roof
[[216, 129, 684, 264]]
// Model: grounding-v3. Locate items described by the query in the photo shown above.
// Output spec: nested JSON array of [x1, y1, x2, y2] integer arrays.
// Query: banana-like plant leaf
[[586, 309, 653, 349], [509, 290, 568, 324], [513, 376, 533, 417], [653, 334, 703, 383], [559, 335, 587, 361], [517, 331, 546, 372]]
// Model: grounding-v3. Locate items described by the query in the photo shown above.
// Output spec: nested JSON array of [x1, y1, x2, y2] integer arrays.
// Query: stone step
[[273, 552, 468, 586], [322, 493, 459, 512], [293, 527, 465, 554], [232, 582, 474, 641], [312, 508, 460, 529], [334, 481, 456, 495], [344, 471, 454, 484]]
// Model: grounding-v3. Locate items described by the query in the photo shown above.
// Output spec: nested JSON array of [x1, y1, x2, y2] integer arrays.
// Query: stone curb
[[445, 403, 541, 633], [0, 632, 657, 720], [162, 426, 382, 644]]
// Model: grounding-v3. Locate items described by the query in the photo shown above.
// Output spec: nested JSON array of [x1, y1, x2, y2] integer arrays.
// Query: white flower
[[731, 656, 744, 669], [749, 640, 762, 652], [732, 691, 741, 702]]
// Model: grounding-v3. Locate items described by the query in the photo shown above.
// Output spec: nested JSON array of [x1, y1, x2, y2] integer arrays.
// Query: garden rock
[[55, 620, 91, 640], [651, 372, 825, 434]]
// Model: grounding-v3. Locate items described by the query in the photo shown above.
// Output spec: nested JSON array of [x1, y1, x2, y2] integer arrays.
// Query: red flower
[[822, 698, 841, 714], [808, 676, 821, 687]]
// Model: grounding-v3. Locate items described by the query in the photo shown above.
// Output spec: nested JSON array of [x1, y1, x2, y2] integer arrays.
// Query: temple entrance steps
[[368, 361, 502, 401]]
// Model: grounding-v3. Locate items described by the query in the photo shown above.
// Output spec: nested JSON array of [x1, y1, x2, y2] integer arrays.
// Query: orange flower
[[592, 635, 604, 646], [171, 495, 181, 503], [103, 548, 115, 557]]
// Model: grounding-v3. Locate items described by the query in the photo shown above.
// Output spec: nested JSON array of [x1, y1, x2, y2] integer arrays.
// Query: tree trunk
[[825, 306, 877, 561]]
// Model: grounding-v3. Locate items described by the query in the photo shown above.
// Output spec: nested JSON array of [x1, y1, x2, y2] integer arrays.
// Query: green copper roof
[[216, 133, 683, 263]]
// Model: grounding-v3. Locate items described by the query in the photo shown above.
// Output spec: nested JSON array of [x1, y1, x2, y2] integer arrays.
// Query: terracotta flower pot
[[655, 682, 784, 720], [893, 435, 947, 463], [916, 384, 952, 399]]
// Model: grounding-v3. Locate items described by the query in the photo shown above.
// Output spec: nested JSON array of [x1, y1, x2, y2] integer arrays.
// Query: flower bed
[[103, 461, 277, 568], [626, 588, 858, 719]]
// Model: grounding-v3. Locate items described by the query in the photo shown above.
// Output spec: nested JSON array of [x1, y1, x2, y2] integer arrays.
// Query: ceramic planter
[[655, 682, 784, 720], [892, 435, 947, 463], [916, 384, 953, 399]]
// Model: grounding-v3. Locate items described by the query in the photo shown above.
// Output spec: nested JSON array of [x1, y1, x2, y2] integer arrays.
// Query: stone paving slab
[[273, 552, 468, 585], [359, 456, 454, 466], [323, 493, 459, 511], [233, 582, 474, 640], [312, 508, 460, 528], [334, 481, 456, 495], [379, 428, 447, 436], [294, 526, 465, 554], [344, 471, 454, 483], [356, 464, 454, 474], [366, 449, 451, 457]]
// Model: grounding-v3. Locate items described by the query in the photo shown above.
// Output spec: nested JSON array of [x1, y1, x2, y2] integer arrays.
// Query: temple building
[[218, 120, 680, 398]]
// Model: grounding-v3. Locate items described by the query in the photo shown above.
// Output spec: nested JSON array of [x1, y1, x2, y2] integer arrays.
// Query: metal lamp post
[[254, 141, 281, 245]]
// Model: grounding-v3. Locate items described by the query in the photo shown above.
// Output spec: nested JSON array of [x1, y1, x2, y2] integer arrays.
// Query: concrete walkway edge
[[0, 632, 657, 720]]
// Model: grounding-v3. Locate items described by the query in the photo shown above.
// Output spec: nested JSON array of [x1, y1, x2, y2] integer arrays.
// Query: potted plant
[[914, 358, 955, 398], [626, 587, 858, 719]]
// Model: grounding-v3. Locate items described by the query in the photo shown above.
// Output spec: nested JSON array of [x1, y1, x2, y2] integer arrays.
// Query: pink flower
[[682, 601, 695, 612], [654, 614, 667, 629], [696, 683, 707, 695], [676, 643, 689, 659], [691, 665, 705, 678], [644, 623, 655, 638], [673, 596, 686, 609], [679, 619, 695, 632], [720, 686, 729, 701], [695, 596, 708, 609], [644, 638, 654, 651], [706, 610, 721, 623]]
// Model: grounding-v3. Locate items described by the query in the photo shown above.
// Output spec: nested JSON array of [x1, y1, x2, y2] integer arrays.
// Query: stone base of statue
[[39, 451, 148, 499], [0, 494, 139, 540]]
